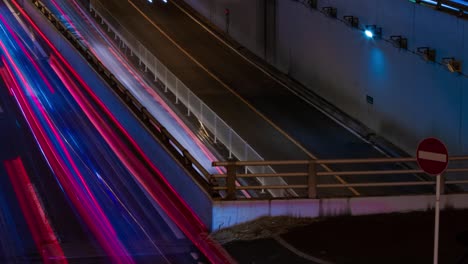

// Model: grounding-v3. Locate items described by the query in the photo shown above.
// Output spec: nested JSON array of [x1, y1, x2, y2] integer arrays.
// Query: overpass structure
[[6, 0, 468, 262], [35, 0, 468, 231]]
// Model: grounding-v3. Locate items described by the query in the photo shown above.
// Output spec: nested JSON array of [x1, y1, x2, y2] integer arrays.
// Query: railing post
[[440, 174, 445, 195], [226, 161, 237, 200], [308, 160, 317, 198], [209, 175, 220, 198]]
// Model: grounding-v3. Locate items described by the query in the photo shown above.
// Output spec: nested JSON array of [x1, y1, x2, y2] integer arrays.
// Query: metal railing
[[33, 0, 468, 202], [212, 156, 468, 200], [89, 0, 295, 197], [28, 0, 216, 191]]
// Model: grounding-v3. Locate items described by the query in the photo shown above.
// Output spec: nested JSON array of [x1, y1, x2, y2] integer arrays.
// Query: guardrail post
[[159, 127, 170, 145], [141, 107, 149, 123], [226, 161, 237, 200], [182, 149, 192, 168], [308, 160, 317, 198]]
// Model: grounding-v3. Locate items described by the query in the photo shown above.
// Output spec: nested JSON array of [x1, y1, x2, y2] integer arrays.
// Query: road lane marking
[[274, 235, 333, 264], [418, 151, 447, 163], [170, 0, 393, 156], [128, 0, 360, 196]]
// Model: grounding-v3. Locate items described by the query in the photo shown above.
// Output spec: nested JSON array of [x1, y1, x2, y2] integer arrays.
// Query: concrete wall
[[182, 0, 267, 57], [276, 0, 468, 156], [212, 194, 468, 230], [23, 1, 214, 228], [183, 0, 468, 156]]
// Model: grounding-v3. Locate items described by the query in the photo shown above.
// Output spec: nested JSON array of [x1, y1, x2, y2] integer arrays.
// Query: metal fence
[[89, 0, 296, 197], [212, 156, 468, 199]]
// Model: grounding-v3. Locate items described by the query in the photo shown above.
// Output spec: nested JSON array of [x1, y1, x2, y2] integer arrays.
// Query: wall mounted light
[[364, 25, 382, 39], [417, 47, 436, 62], [390, 35, 408, 49], [442, 57, 462, 73], [343, 15, 359, 28], [322, 6, 337, 18]]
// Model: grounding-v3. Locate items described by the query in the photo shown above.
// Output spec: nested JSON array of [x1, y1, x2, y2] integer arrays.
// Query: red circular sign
[[416, 138, 449, 175]]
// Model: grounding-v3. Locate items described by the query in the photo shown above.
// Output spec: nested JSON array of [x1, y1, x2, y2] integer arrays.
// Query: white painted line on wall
[[418, 151, 447, 163]]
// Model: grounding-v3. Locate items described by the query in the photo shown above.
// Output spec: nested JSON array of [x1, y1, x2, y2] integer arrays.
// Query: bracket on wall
[[308, 0, 318, 9], [416, 47, 436, 62], [322, 6, 337, 18], [390, 35, 408, 49], [442, 57, 462, 73], [343, 15, 359, 28]]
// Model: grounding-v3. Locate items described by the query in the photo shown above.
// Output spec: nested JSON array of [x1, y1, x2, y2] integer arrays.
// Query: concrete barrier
[[212, 194, 468, 231]]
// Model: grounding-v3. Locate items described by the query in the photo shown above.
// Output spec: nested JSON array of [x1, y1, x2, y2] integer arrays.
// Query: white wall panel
[[183, 0, 265, 56], [183, 0, 468, 155], [275, 0, 467, 155]]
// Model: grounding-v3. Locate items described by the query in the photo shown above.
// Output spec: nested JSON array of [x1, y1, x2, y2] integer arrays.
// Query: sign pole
[[416, 138, 448, 264], [433, 174, 441, 264]]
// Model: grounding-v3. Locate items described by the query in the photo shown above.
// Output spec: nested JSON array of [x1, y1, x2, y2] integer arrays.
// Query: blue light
[[365, 29, 374, 38]]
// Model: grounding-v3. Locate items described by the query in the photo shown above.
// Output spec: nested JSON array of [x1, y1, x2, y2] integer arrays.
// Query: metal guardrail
[[212, 156, 468, 200], [30, 0, 468, 202], [28, 0, 215, 193], [88, 0, 296, 197]]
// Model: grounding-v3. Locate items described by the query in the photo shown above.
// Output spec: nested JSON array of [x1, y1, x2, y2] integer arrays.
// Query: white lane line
[[274, 235, 334, 264], [418, 151, 447, 163], [127, 0, 360, 196]]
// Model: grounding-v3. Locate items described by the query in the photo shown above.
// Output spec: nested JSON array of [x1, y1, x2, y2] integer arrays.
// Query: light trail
[[49, 54, 172, 264], [48, 0, 225, 175], [3, 157, 67, 264], [11, 0, 234, 261], [0, 26, 134, 264]]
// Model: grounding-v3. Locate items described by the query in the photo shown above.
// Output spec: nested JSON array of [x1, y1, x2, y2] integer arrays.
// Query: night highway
[[0, 2, 109, 261], [41, 0, 224, 176], [0, 0, 466, 263], [0, 0, 231, 262], [86, 0, 435, 197]]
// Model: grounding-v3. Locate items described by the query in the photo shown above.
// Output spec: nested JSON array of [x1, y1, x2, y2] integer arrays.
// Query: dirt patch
[[211, 216, 317, 244], [221, 210, 468, 263]]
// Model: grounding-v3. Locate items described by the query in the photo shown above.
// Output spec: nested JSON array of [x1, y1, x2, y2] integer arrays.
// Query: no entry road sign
[[416, 137, 449, 264], [417, 137, 449, 176]]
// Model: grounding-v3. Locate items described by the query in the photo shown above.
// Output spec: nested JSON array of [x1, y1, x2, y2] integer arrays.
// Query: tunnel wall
[[183, 0, 468, 156], [180, 0, 267, 57]]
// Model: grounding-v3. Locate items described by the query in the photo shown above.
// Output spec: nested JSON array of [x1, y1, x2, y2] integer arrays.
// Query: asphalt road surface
[[90, 0, 432, 197]]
